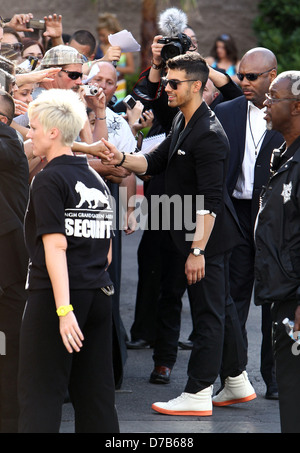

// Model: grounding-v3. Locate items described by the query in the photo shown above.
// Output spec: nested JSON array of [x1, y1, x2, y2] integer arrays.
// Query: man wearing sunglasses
[[39, 44, 85, 92], [214, 47, 284, 401], [98, 52, 250, 416]]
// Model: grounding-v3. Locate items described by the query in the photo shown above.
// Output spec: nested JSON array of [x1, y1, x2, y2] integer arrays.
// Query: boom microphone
[[158, 7, 188, 38]]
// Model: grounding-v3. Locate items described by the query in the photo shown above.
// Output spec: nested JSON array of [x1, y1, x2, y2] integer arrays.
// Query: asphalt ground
[[60, 226, 281, 436]]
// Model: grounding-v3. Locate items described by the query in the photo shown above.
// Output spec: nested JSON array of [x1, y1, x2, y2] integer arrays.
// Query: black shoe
[[126, 339, 153, 349], [265, 387, 279, 400], [178, 340, 193, 350], [149, 366, 171, 384]]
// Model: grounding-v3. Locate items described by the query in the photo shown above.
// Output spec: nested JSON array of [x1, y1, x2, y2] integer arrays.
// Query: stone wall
[[3, 0, 260, 69]]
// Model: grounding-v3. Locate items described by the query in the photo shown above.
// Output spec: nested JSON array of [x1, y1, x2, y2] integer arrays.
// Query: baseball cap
[[40, 45, 85, 68]]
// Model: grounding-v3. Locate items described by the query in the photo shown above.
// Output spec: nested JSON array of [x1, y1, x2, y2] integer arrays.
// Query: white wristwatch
[[190, 248, 205, 256]]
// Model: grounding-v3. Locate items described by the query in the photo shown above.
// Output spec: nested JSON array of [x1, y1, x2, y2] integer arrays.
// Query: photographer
[[133, 8, 242, 134]]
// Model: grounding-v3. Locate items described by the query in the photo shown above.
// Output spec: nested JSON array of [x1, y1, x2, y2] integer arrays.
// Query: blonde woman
[[18, 89, 119, 433]]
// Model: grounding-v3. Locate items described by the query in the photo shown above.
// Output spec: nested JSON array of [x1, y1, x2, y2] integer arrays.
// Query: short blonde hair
[[28, 89, 87, 146]]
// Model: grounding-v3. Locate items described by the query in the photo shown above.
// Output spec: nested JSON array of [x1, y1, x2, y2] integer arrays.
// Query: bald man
[[213, 48, 284, 403]]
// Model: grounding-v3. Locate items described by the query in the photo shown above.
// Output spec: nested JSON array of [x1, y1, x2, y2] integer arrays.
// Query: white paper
[[137, 133, 166, 155], [108, 30, 141, 52], [84, 63, 100, 83]]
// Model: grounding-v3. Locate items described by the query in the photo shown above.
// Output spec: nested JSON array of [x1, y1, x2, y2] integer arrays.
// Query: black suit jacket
[[0, 122, 29, 290], [214, 96, 284, 227], [144, 102, 242, 258]]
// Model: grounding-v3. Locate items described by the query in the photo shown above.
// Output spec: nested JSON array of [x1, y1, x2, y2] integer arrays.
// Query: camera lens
[[90, 86, 99, 95], [161, 42, 183, 61]]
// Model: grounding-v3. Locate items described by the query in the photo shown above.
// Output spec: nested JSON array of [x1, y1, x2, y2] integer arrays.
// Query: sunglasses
[[265, 93, 300, 104], [1, 42, 23, 52], [161, 77, 198, 90], [236, 67, 276, 82], [60, 69, 83, 80]]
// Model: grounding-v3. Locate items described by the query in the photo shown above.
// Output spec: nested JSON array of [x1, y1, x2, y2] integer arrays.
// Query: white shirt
[[106, 107, 136, 154], [232, 101, 267, 200]]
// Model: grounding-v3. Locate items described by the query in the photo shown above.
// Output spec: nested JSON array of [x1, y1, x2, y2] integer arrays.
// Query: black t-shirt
[[25, 155, 113, 290]]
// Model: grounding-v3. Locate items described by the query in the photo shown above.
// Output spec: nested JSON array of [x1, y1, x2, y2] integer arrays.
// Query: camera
[[26, 19, 46, 31], [123, 94, 136, 110], [82, 85, 99, 96], [18, 56, 39, 71], [158, 33, 192, 62]]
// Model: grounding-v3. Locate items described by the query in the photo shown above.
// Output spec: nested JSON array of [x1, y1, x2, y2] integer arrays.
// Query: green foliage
[[125, 70, 141, 95], [253, 0, 300, 72]]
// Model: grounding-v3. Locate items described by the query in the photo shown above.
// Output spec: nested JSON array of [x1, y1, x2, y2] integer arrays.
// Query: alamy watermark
[[291, 76, 300, 96], [282, 318, 300, 356], [111, 188, 206, 241], [69, 186, 208, 240], [0, 331, 6, 355]]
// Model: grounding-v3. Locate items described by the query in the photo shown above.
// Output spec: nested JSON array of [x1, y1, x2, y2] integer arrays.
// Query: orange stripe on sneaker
[[212, 393, 256, 407], [152, 404, 212, 416]]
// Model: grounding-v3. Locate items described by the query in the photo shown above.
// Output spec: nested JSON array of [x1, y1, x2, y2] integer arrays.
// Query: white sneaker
[[212, 371, 256, 407], [152, 385, 213, 416]]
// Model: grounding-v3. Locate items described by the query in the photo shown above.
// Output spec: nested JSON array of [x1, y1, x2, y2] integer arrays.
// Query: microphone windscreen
[[158, 8, 188, 37]]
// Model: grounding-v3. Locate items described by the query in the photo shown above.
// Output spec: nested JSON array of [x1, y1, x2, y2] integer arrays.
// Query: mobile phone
[[26, 19, 45, 30], [136, 131, 144, 152], [123, 94, 136, 110]]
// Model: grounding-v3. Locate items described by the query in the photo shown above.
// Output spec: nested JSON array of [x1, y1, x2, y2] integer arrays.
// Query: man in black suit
[[214, 47, 284, 400], [127, 39, 243, 351], [0, 90, 29, 432], [99, 52, 256, 415]]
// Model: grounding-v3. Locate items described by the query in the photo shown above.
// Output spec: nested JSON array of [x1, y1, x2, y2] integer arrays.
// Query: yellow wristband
[[56, 305, 74, 317]]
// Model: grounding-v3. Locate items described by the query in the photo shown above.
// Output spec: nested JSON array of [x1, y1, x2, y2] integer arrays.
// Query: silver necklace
[[248, 107, 267, 157]]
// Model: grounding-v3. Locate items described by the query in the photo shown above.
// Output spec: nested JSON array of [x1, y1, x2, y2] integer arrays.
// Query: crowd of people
[[0, 6, 300, 434]]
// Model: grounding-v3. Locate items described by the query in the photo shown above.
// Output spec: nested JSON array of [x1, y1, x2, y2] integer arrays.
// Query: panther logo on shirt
[[281, 181, 292, 204], [75, 181, 111, 209]]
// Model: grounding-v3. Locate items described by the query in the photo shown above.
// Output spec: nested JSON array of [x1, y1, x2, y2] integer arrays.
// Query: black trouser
[[152, 232, 246, 393], [271, 300, 300, 433], [0, 282, 26, 433], [18, 288, 119, 433], [230, 198, 276, 389], [130, 229, 162, 343], [131, 228, 196, 344]]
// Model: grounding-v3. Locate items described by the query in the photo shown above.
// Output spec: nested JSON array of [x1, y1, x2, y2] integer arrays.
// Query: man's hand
[[43, 14, 63, 40], [16, 67, 61, 87], [102, 46, 122, 63], [98, 138, 124, 166], [294, 306, 300, 333], [5, 13, 34, 32], [151, 35, 164, 65], [185, 254, 205, 285], [125, 100, 144, 128], [123, 209, 137, 235], [85, 86, 106, 113], [14, 99, 28, 116], [129, 108, 154, 135]]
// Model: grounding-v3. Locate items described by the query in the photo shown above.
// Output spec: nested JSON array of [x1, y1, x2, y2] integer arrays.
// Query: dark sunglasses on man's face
[[161, 77, 198, 90], [236, 67, 275, 82], [60, 69, 83, 80]]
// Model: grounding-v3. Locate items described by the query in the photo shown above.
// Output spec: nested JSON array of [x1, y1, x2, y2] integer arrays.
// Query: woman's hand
[[59, 311, 84, 353]]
